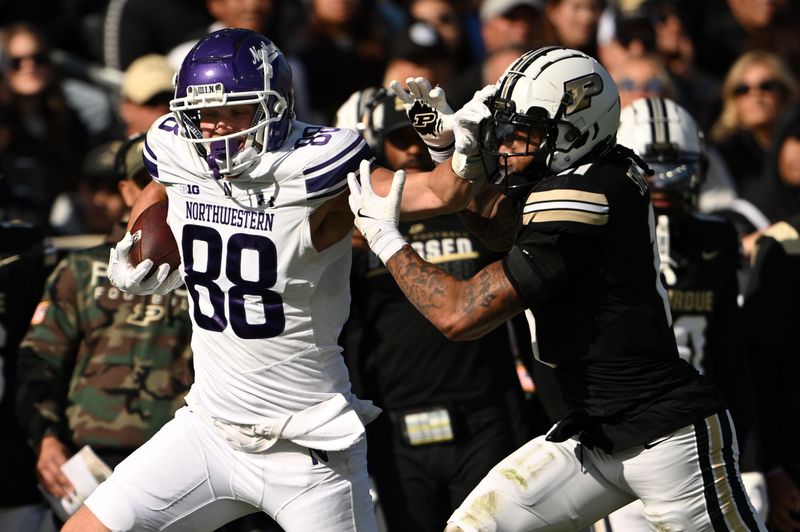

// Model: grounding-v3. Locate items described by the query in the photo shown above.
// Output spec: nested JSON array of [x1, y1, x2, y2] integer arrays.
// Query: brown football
[[129, 200, 180, 278]]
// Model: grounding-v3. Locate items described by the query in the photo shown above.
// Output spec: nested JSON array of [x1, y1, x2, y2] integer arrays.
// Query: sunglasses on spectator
[[617, 77, 664, 93], [733, 80, 783, 97], [7, 52, 49, 70]]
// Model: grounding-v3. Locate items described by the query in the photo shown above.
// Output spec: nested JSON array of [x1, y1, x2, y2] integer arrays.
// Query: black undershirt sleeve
[[502, 233, 569, 308]]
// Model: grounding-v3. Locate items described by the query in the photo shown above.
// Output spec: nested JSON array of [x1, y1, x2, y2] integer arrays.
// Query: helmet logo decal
[[563, 73, 603, 115], [250, 41, 278, 70]]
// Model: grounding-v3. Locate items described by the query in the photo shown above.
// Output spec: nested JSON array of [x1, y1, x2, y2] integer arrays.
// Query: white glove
[[347, 159, 407, 264], [107, 232, 183, 295], [452, 84, 495, 181], [390, 77, 455, 163]]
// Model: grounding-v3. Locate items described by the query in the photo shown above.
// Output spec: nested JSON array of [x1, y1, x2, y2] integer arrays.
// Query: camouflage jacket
[[16, 224, 193, 452]]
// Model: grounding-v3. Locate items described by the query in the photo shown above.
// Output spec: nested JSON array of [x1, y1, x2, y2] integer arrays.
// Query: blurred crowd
[[0, 0, 799, 531]]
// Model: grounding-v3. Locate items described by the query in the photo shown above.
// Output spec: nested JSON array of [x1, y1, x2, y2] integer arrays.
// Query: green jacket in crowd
[[15, 224, 193, 455]]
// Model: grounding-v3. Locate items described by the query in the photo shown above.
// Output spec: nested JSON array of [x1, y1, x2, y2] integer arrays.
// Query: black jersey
[[502, 155, 724, 452], [657, 213, 755, 443], [348, 214, 522, 411], [743, 215, 800, 477]]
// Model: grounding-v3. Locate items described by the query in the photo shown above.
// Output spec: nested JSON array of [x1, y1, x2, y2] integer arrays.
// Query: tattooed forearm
[[388, 246, 453, 315], [385, 246, 522, 340]]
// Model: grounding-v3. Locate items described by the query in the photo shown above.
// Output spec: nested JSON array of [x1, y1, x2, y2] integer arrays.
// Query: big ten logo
[[180, 184, 201, 195]]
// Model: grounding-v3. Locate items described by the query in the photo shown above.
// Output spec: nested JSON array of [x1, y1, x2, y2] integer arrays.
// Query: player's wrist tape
[[427, 140, 455, 164], [451, 150, 483, 181], [366, 226, 407, 264]]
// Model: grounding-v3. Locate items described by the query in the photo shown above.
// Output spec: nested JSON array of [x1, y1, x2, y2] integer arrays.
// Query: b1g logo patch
[[563, 73, 603, 115]]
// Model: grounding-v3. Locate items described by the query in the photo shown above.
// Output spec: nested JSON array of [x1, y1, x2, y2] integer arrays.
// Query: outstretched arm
[[385, 248, 523, 340], [348, 165, 524, 341], [370, 162, 477, 219]]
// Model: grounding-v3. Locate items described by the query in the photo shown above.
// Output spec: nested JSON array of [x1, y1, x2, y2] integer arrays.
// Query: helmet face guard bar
[[479, 93, 581, 189]]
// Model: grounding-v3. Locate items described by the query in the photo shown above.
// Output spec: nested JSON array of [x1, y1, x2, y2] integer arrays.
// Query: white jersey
[[144, 115, 377, 431]]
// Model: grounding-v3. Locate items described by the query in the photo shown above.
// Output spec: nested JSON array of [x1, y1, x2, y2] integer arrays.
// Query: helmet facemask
[[171, 45, 291, 179], [644, 145, 705, 213], [479, 92, 585, 190]]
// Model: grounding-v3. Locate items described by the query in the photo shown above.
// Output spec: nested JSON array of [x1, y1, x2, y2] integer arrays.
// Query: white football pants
[[84, 407, 378, 532], [447, 411, 766, 532]]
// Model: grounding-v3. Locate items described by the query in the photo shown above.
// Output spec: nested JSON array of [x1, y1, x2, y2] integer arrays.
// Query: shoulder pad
[[290, 124, 374, 202]]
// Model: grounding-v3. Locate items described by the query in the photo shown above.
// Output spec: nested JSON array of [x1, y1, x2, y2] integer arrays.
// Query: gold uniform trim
[[523, 209, 609, 226], [526, 189, 609, 205], [523, 189, 609, 226], [705, 414, 748, 531]]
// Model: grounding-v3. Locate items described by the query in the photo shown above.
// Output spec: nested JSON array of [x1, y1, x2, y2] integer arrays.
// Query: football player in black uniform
[[349, 47, 766, 531], [336, 87, 535, 532], [599, 97, 766, 529]]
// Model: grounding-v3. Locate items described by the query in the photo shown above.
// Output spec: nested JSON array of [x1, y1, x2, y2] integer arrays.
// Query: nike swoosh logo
[[357, 208, 377, 220], [701, 250, 720, 260]]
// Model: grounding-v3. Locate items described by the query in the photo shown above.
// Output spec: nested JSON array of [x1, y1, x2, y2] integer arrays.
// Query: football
[[129, 200, 181, 278]]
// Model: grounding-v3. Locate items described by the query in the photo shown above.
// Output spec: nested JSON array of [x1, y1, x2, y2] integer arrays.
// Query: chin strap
[[656, 214, 677, 286]]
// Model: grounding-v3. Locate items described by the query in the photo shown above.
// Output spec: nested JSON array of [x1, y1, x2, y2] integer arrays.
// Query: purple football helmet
[[170, 28, 294, 177]]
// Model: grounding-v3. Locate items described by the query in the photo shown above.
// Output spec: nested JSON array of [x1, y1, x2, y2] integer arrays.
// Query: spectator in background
[[0, 22, 91, 231], [709, 50, 799, 256], [15, 134, 193, 526], [448, 0, 545, 107], [742, 214, 800, 532], [543, 0, 604, 58], [611, 53, 677, 109], [336, 87, 534, 532], [481, 43, 530, 88], [102, 0, 212, 70], [382, 21, 453, 90], [645, 0, 720, 130], [166, 0, 277, 70], [409, 0, 477, 70], [48, 140, 127, 236], [596, 5, 656, 75], [0, 223, 56, 532], [685, 0, 800, 82], [754, 107, 800, 223], [284, 0, 391, 123], [115, 54, 174, 137]]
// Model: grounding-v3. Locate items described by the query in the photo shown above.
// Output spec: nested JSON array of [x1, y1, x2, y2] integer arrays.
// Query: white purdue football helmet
[[480, 46, 620, 187], [617, 96, 706, 207]]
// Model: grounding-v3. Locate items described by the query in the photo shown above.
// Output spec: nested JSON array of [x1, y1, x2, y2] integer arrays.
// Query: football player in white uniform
[[62, 29, 472, 532], [352, 47, 767, 531]]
